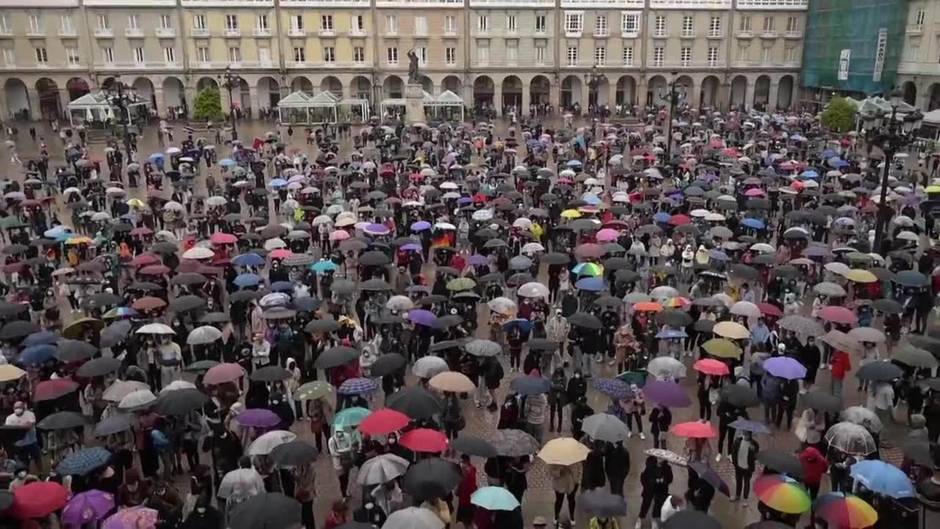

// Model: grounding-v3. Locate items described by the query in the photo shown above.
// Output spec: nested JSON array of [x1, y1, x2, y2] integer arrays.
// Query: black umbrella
[[250, 365, 293, 382], [370, 353, 407, 377], [55, 339, 98, 363], [509, 375, 551, 395], [527, 338, 557, 352], [855, 361, 904, 382], [872, 298, 903, 314], [757, 450, 804, 479], [894, 270, 929, 287], [230, 493, 301, 529], [432, 314, 463, 330], [579, 488, 628, 516], [0, 490, 13, 511], [0, 302, 28, 317], [663, 510, 720, 529], [452, 434, 498, 458], [568, 312, 602, 329], [230, 290, 260, 303], [360, 279, 392, 291], [719, 384, 760, 407], [689, 461, 730, 496], [543, 253, 570, 265], [77, 357, 121, 378], [694, 320, 716, 333], [491, 428, 540, 457], [270, 440, 318, 466], [37, 411, 87, 431], [800, 391, 842, 413], [169, 273, 208, 286], [127, 281, 162, 292], [0, 320, 39, 340], [402, 458, 461, 499], [315, 345, 360, 369], [84, 292, 122, 310], [100, 320, 132, 348], [185, 359, 219, 373], [154, 389, 209, 416], [169, 295, 206, 313], [386, 386, 443, 420], [359, 251, 391, 267], [909, 335, 940, 357], [305, 319, 341, 334], [657, 310, 692, 327], [292, 297, 321, 312], [200, 312, 231, 324]]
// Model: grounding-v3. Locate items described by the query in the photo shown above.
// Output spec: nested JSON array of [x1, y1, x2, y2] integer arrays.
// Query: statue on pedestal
[[407, 49, 419, 84]]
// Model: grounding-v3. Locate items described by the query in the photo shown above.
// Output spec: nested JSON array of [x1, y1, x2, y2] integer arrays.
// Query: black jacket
[[604, 444, 630, 482], [731, 437, 759, 471]]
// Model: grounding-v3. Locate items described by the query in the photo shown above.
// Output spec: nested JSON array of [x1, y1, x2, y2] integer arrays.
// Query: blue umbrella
[[232, 253, 265, 267], [828, 157, 849, 168], [566, 159, 583, 168], [742, 218, 765, 230], [19, 344, 57, 365], [269, 178, 288, 188], [57, 447, 112, 476], [821, 149, 838, 159], [311, 260, 338, 273], [219, 158, 236, 167], [510, 375, 551, 395], [728, 418, 771, 434], [234, 273, 261, 288], [849, 460, 915, 498], [338, 377, 379, 395], [502, 318, 533, 333], [148, 153, 165, 162], [411, 221, 431, 231], [763, 356, 807, 380], [592, 377, 633, 399], [575, 277, 607, 292], [21, 331, 59, 347], [44, 226, 71, 240], [270, 281, 294, 292], [655, 329, 688, 339], [801, 169, 819, 179], [653, 212, 672, 223]]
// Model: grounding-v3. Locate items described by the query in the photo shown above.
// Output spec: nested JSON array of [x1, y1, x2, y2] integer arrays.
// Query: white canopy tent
[[380, 90, 434, 119], [277, 91, 340, 124], [425, 90, 465, 122], [67, 92, 149, 127], [338, 98, 370, 124]]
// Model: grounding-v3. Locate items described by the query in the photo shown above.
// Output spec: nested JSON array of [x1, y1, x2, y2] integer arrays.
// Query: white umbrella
[[487, 297, 517, 315], [118, 388, 157, 411], [647, 357, 687, 379], [103, 380, 149, 402], [472, 209, 494, 222], [248, 430, 297, 456], [357, 453, 410, 485], [263, 238, 287, 250], [218, 468, 266, 499], [136, 323, 175, 335], [91, 212, 111, 222], [825, 262, 851, 276], [159, 380, 197, 394], [206, 196, 227, 207], [383, 507, 444, 529], [182, 247, 214, 260], [521, 242, 545, 254], [187, 325, 223, 345], [385, 296, 414, 312], [163, 201, 185, 212], [730, 301, 761, 319], [412, 356, 449, 378], [517, 282, 549, 298]]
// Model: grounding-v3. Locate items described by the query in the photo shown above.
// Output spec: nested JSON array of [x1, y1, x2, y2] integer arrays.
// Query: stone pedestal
[[404, 82, 426, 125]]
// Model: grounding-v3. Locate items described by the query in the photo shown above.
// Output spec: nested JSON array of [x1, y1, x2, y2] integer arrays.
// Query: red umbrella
[[693, 359, 729, 376], [11, 481, 68, 518], [359, 408, 410, 436], [34, 379, 80, 402], [399, 428, 449, 453], [210, 232, 238, 245], [757, 303, 783, 318], [130, 227, 153, 237], [203, 363, 246, 385], [818, 306, 857, 325], [129, 253, 160, 267], [139, 264, 171, 276], [671, 421, 718, 439], [668, 214, 691, 226], [132, 296, 167, 311], [269, 249, 293, 260]]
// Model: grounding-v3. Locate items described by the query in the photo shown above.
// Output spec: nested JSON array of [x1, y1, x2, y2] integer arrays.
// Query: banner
[[873, 28, 888, 82], [838, 49, 851, 81]]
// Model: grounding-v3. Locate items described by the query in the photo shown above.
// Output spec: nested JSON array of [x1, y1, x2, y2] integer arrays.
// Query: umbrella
[[293, 380, 333, 401], [689, 460, 731, 496], [763, 357, 807, 380], [383, 507, 444, 529], [702, 338, 742, 359], [37, 411, 87, 431], [841, 405, 883, 433], [855, 361, 903, 382], [229, 493, 301, 529], [662, 510, 720, 529], [568, 312, 602, 329], [237, 408, 281, 429], [315, 345, 360, 368], [218, 468, 266, 499], [491, 428, 540, 456], [694, 358, 730, 376], [465, 339, 502, 357], [387, 387, 443, 419], [402, 458, 462, 499], [0, 365, 24, 383], [537, 437, 589, 466], [778, 315, 825, 336], [429, 371, 476, 393], [203, 363, 247, 385], [672, 421, 717, 438], [754, 475, 813, 517], [579, 488, 628, 516], [471, 486, 520, 511], [801, 391, 843, 413], [102, 507, 158, 529], [62, 490, 115, 526], [57, 446, 112, 476], [452, 434, 498, 457], [643, 380, 692, 408], [582, 413, 629, 443], [333, 407, 371, 430], [814, 493, 879, 529], [154, 389, 208, 416], [34, 379, 80, 401], [10, 481, 69, 519], [102, 380, 149, 402], [247, 430, 298, 456], [647, 357, 687, 379], [118, 389, 156, 411], [720, 385, 760, 407], [94, 414, 134, 437], [187, 325, 223, 345], [77, 357, 122, 378], [713, 321, 750, 340], [370, 353, 408, 377], [359, 408, 410, 436], [400, 428, 449, 453], [413, 356, 450, 378], [358, 453, 410, 485], [728, 418, 771, 434], [849, 460, 914, 498], [818, 306, 858, 325], [270, 440, 318, 467], [510, 375, 552, 395], [825, 422, 877, 455], [251, 365, 295, 383], [757, 450, 804, 478], [893, 343, 937, 368]]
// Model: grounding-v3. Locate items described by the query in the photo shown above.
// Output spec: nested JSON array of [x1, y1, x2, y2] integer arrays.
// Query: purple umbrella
[[763, 356, 807, 380], [592, 378, 633, 399], [401, 243, 422, 252], [408, 309, 438, 327], [643, 380, 692, 408], [468, 254, 488, 266], [364, 223, 390, 235], [236, 408, 281, 428], [338, 377, 379, 395], [411, 221, 432, 231], [62, 489, 115, 526]]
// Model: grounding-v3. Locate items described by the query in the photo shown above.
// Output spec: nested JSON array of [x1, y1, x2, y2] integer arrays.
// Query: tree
[[193, 87, 223, 121], [820, 96, 857, 133]]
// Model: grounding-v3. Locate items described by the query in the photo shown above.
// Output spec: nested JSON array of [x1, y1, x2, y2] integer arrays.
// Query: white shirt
[[659, 496, 681, 522]]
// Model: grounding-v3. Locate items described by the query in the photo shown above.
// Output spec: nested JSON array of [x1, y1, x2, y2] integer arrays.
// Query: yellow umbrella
[[702, 338, 742, 359], [126, 198, 145, 208], [65, 236, 94, 245], [844, 269, 878, 283], [0, 365, 25, 383], [560, 209, 582, 219], [429, 371, 476, 393], [927, 185, 940, 194], [62, 317, 105, 339], [713, 321, 750, 340], [537, 437, 590, 466]]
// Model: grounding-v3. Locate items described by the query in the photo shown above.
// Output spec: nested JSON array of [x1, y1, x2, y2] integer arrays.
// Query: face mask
[[196, 507, 206, 514], [14, 409, 23, 416], [272, 400, 280, 405], [574, 373, 581, 379]]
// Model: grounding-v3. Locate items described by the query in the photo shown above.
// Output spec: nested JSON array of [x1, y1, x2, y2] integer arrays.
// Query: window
[[133, 47, 144, 62], [386, 46, 398, 64], [445, 15, 456, 33], [320, 15, 332, 31], [622, 46, 634, 66], [736, 43, 749, 61], [535, 44, 546, 64], [478, 15, 488, 32], [291, 47, 305, 62], [594, 45, 606, 65], [61, 15, 74, 34], [292, 15, 304, 31], [415, 16, 427, 35], [127, 14, 140, 29], [653, 46, 664, 66], [228, 46, 240, 62], [416, 46, 427, 65], [708, 46, 718, 66], [761, 45, 771, 63], [258, 45, 270, 64], [507, 15, 516, 32], [28, 14, 42, 34], [739, 15, 750, 32], [163, 47, 175, 63], [566, 46, 578, 66], [506, 40, 517, 63], [66, 47, 79, 65], [654, 15, 666, 37], [595, 15, 607, 36], [354, 46, 365, 63], [2, 48, 14, 66], [621, 12, 639, 35], [385, 15, 397, 33], [102, 47, 114, 63], [0, 15, 8, 33], [225, 15, 238, 30], [196, 46, 208, 62], [159, 15, 171, 29], [680, 46, 691, 66], [352, 15, 364, 32], [682, 15, 693, 37], [445, 47, 456, 65], [477, 41, 489, 64], [785, 45, 798, 63], [193, 14, 206, 30], [564, 12, 583, 34], [916, 9, 925, 27], [535, 15, 546, 33], [762, 16, 774, 32], [257, 14, 268, 30], [323, 47, 335, 63], [35, 47, 47, 64], [709, 16, 721, 37], [786, 16, 799, 33]]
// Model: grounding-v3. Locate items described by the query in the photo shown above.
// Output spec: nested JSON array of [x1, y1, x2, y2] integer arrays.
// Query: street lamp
[[105, 76, 135, 164], [861, 88, 923, 255], [662, 71, 684, 161], [218, 66, 239, 141]]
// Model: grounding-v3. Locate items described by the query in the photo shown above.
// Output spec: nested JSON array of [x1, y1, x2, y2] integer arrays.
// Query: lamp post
[[105, 76, 134, 164], [662, 71, 683, 161], [860, 88, 923, 255], [218, 66, 239, 141]]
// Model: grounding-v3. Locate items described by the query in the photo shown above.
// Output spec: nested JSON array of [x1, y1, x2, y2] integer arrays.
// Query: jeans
[[734, 467, 752, 499], [831, 377, 843, 398], [626, 412, 643, 434]]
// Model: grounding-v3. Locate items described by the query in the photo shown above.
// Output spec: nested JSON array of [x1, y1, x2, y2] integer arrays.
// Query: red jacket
[[457, 465, 478, 506], [800, 446, 829, 486], [830, 351, 851, 379]]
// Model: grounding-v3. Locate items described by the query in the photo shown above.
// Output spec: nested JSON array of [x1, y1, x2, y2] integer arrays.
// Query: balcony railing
[[680, 30, 695, 38], [26, 28, 46, 37], [253, 27, 271, 36], [0, 28, 12, 38], [736, 29, 753, 38], [155, 27, 176, 38], [59, 27, 78, 37], [649, 0, 731, 8], [190, 27, 209, 37], [95, 28, 114, 38], [125, 27, 144, 38], [288, 28, 306, 37], [908, 24, 924, 35], [223, 28, 241, 37], [759, 30, 778, 38], [783, 30, 801, 38], [737, 0, 808, 9], [707, 31, 722, 38]]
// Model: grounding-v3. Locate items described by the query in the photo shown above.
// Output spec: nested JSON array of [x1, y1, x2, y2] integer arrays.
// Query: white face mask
[[14, 409, 23, 416]]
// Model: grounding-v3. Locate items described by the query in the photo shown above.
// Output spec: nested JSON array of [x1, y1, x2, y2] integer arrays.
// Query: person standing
[[4, 401, 38, 471], [636, 457, 672, 529], [799, 445, 828, 500], [649, 404, 672, 449], [730, 432, 759, 501], [829, 348, 851, 398], [604, 441, 630, 497], [549, 463, 581, 527], [456, 454, 478, 529], [548, 367, 568, 433]]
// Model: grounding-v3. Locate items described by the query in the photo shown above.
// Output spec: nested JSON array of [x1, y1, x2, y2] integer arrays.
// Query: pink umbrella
[[203, 362, 246, 385], [329, 230, 350, 241], [596, 229, 620, 242], [210, 232, 238, 244], [102, 507, 158, 529], [269, 249, 293, 259], [745, 188, 766, 197], [818, 306, 858, 325], [672, 421, 718, 438]]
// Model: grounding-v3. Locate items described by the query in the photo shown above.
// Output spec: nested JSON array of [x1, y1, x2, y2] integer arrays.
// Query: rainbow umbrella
[[664, 296, 692, 309], [754, 474, 811, 514], [813, 493, 878, 529], [572, 262, 604, 277]]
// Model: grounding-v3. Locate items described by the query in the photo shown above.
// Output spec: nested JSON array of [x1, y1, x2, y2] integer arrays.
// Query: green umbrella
[[333, 407, 371, 431], [446, 277, 476, 291], [294, 381, 333, 401], [470, 486, 520, 511]]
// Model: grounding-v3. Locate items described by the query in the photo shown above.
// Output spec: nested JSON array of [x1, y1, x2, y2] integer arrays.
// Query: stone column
[[608, 81, 617, 110], [493, 83, 502, 116], [768, 82, 780, 112], [248, 86, 259, 119], [550, 81, 560, 110], [719, 82, 730, 112], [154, 88, 166, 118], [745, 81, 756, 111], [58, 89, 70, 119], [637, 77, 648, 108], [27, 90, 41, 121], [521, 82, 531, 117]]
